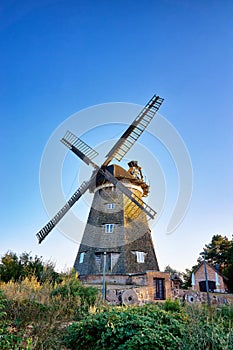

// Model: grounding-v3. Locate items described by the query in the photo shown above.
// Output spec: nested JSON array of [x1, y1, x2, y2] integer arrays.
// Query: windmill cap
[[128, 160, 138, 167]]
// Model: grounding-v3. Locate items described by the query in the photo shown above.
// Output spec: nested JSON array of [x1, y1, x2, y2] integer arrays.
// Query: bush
[[163, 298, 181, 312], [64, 302, 233, 350], [1, 269, 233, 350], [0, 290, 30, 349], [51, 274, 99, 319], [64, 304, 187, 349]]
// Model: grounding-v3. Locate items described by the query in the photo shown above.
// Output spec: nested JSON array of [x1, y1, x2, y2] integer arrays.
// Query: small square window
[[107, 203, 115, 209], [105, 224, 114, 233]]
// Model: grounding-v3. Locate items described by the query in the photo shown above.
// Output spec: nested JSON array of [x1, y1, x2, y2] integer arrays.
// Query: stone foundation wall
[[81, 270, 172, 305], [172, 288, 233, 305]]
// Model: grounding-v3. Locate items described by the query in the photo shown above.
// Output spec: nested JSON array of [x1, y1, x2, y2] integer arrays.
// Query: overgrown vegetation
[[64, 300, 233, 350], [0, 277, 233, 349], [0, 250, 232, 349], [0, 271, 99, 349]]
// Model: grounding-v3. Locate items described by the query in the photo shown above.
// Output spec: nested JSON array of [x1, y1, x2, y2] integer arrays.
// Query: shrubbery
[[64, 301, 233, 350], [64, 303, 187, 349], [0, 273, 99, 349]]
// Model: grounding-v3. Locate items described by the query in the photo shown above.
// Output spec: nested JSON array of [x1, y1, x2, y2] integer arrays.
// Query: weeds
[[0, 273, 99, 349]]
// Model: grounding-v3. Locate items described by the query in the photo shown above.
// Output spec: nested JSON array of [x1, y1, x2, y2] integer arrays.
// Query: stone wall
[[82, 270, 172, 305], [172, 288, 233, 305]]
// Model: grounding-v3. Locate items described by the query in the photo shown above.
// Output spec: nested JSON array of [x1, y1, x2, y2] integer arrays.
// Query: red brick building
[[191, 262, 228, 293]]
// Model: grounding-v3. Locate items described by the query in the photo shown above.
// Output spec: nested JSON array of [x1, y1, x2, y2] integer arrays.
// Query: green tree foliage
[[0, 252, 22, 282], [223, 240, 233, 291], [182, 266, 199, 289], [0, 251, 59, 284], [203, 234, 233, 291], [203, 234, 232, 272], [164, 265, 180, 275]]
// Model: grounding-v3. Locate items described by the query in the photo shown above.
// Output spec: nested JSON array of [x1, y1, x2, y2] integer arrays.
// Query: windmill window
[[136, 251, 145, 263], [105, 224, 114, 233], [111, 253, 120, 270], [79, 252, 85, 264], [107, 203, 115, 209]]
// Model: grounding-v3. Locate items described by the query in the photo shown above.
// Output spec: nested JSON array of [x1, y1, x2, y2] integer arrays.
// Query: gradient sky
[[1, 0, 232, 272]]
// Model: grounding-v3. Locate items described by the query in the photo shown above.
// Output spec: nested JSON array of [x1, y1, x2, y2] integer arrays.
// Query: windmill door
[[154, 278, 165, 300]]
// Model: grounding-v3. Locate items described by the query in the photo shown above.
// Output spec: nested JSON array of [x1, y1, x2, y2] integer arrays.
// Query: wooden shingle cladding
[[74, 166, 159, 281], [74, 227, 159, 275]]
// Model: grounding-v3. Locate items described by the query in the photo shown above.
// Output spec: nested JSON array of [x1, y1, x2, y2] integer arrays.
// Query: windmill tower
[[36, 95, 164, 288], [74, 161, 159, 280]]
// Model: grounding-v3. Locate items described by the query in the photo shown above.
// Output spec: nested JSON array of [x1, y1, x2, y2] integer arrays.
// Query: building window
[[79, 252, 85, 264], [104, 252, 120, 272], [105, 224, 114, 233], [107, 203, 115, 209], [131, 251, 146, 263], [95, 252, 120, 272], [136, 251, 145, 263], [110, 253, 120, 271]]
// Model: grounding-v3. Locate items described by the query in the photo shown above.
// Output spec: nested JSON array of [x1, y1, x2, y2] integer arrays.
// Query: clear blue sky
[[1, 0, 232, 272]]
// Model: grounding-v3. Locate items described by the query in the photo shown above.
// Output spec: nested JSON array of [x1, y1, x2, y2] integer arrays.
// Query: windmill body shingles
[[74, 164, 159, 280]]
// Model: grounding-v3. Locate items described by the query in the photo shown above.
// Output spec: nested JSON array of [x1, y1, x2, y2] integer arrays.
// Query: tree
[[223, 236, 233, 291], [203, 234, 232, 272], [164, 265, 180, 275], [164, 265, 188, 288], [182, 268, 193, 289], [0, 251, 59, 284], [0, 252, 22, 282]]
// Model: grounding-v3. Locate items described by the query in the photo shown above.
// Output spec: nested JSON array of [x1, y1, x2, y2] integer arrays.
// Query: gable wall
[[193, 264, 227, 292]]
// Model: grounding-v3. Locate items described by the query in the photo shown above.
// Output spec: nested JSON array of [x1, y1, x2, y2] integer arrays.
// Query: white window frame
[[107, 203, 115, 209], [105, 223, 114, 233], [79, 252, 85, 264], [136, 251, 145, 263]]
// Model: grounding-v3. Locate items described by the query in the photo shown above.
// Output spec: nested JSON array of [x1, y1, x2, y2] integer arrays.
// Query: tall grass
[[0, 273, 99, 349], [181, 304, 233, 349]]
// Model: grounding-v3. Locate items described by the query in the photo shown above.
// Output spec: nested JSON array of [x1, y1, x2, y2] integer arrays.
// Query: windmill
[[36, 94, 164, 284]]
